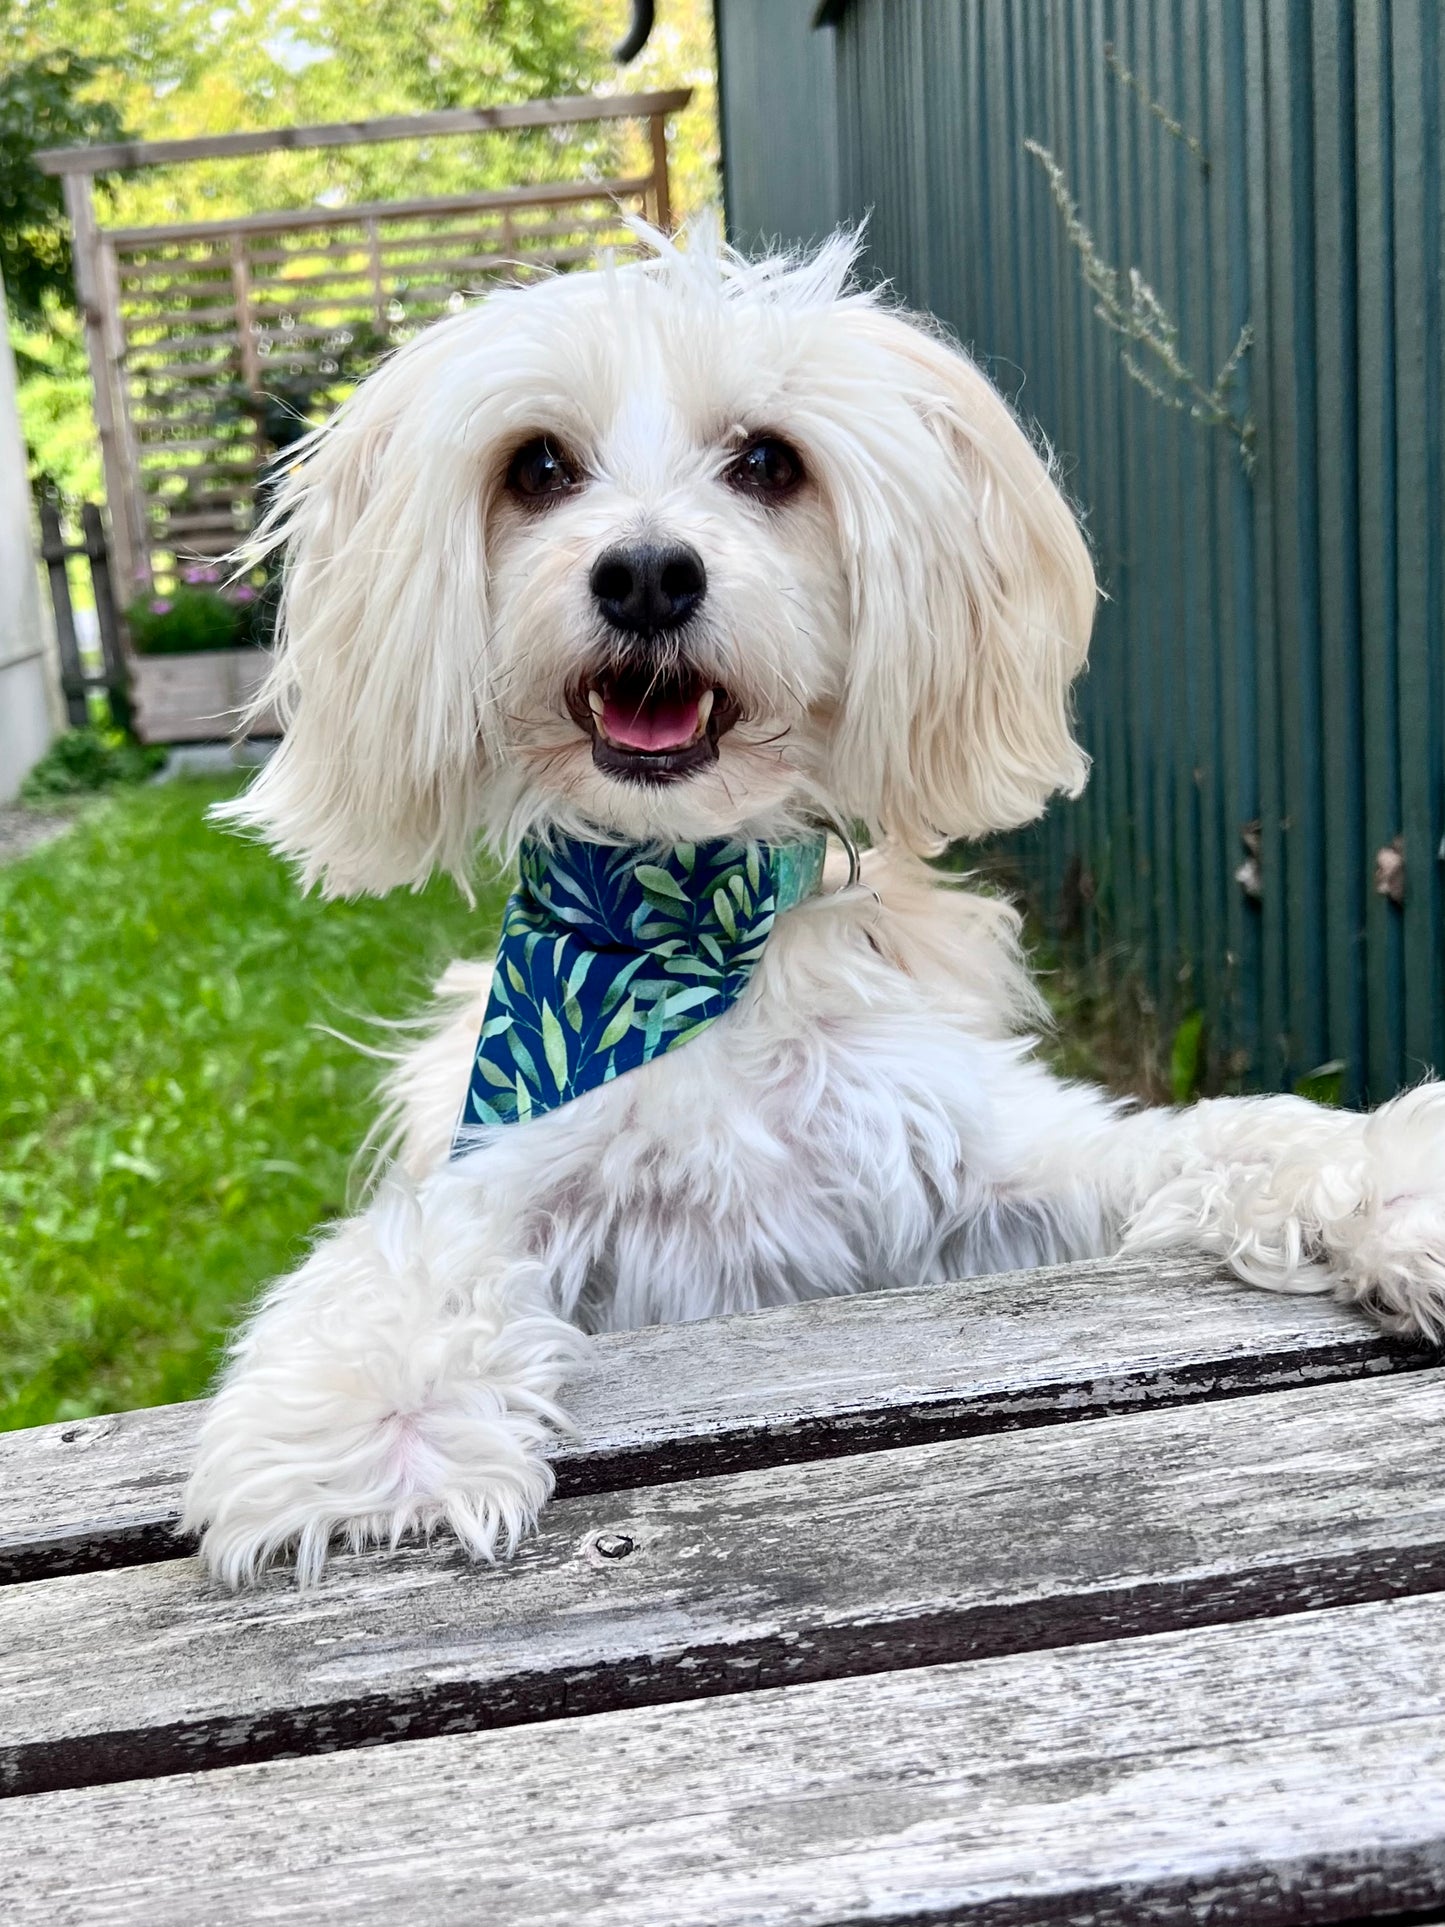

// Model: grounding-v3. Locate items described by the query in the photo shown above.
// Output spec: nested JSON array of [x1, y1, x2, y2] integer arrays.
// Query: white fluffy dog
[[184, 229, 1445, 1587]]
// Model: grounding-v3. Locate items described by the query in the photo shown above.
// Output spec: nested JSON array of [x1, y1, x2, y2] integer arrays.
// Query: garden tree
[[0, 49, 125, 326], [3, 0, 621, 228], [9, 321, 98, 502]]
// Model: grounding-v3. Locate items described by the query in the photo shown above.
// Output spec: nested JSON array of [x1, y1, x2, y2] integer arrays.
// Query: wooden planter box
[[129, 648, 279, 745]]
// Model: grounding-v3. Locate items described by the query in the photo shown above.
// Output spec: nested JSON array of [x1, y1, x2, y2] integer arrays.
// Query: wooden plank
[[649, 110, 671, 230], [116, 260, 234, 289], [155, 224, 624, 301], [63, 174, 142, 596], [122, 302, 247, 333], [154, 535, 245, 565], [126, 362, 240, 386], [3, 1366, 1444, 1798], [131, 436, 251, 458], [153, 507, 251, 527], [0, 1254, 1422, 1587], [34, 91, 692, 176], [115, 211, 633, 291], [95, 236, 154, 586], [82, 504, 128, 702], [127, 650, 278, 749], [125, 246, 599, 341], [5, 1595, 1445, 1926], [101, 175, 655, 249], [125, 333, 242, 361], [37, 504, 88, 726], [228, 234, 261, 397], [364, 216, 385, 332]]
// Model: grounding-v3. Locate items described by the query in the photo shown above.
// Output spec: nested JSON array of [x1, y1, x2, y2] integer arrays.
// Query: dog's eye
[[726, 436, 805, 501], [506, 436, 581, 503]]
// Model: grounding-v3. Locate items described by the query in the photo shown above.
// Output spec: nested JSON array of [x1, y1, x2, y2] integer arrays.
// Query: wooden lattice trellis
[[36, 91, 690, 596]]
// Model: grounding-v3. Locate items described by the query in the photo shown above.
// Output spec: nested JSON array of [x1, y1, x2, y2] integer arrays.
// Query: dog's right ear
[[215, 309, 511, 898]]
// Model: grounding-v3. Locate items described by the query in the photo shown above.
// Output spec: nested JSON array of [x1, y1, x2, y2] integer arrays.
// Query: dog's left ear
[[827, 306, 1096, 850]]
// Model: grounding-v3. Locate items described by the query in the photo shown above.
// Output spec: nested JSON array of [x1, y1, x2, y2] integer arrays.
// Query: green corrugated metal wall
[[716, 0, 1445, 1102], [715, 0, 840, 249]]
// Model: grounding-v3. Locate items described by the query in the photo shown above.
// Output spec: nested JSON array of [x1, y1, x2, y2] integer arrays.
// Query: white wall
[[0, 273, 55, 804]]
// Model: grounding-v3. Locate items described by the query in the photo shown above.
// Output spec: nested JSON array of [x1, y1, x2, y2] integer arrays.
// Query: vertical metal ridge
[[1311, 0, 1368, 1105], [1390, 0, 1445, 1084], [714, 0, 1439, 1099]]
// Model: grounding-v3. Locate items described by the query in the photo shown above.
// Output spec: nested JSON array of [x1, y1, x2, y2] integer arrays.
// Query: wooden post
[[228, 233, 263, 395], [82, 502, 131, 728], [64, 174, 141, 597], [94, 236, 151, 594], [38, 504, 88, 727], [648, 113, 672, 233], [364, 219, 387, 333], [227, 232, 266, 545]]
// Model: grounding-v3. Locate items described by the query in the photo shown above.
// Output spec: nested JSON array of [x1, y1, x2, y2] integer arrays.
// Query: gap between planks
[[4, 1596, 1445, 1927], [0, 1252, 1432, 1587], [2, 1367, 1445, 1799]]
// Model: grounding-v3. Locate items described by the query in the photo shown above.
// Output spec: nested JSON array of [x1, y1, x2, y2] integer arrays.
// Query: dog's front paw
[[1330, 1084, 1445, 1343], [183, 1383, 559, 1588], [1123, 1082, 1445, 1344]]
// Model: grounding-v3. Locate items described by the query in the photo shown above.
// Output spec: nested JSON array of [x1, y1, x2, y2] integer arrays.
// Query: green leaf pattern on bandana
[[454, 833, 827, 1142]]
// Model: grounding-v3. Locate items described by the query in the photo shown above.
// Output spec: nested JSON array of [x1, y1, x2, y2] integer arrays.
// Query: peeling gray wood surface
[[0, 1252, 1423, 1585], [3, 1368, 1443, 1798], [5, 1596, 1445, 1927]]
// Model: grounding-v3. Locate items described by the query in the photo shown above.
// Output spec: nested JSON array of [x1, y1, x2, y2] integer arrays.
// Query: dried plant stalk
[[1024, 138, 1255, 472]]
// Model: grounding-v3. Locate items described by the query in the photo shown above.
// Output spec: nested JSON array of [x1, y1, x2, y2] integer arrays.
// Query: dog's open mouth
[[571, 665, 741, 784]]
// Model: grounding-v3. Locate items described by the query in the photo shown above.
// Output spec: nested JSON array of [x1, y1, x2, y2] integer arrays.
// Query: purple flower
[[149, 598, 173, 614], [182, 564, 221, 585], [227, 584, 257, 603]]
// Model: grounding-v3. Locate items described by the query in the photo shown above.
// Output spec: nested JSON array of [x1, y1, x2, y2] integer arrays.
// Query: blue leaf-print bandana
[[453, 832, 828, 1146]]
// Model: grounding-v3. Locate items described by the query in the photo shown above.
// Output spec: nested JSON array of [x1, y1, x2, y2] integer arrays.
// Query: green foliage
[[126, 584, 245, 654], [5, 0, 616, 233], [0, 50, 126, 325], [126, 570, 277, 650], [1169, 1008, 1206, 1104], [0, 778, 506, 1428], [9, 313, 100, 509], [1294, 1059, 1346, 1107], [18, 725, 164, 802]]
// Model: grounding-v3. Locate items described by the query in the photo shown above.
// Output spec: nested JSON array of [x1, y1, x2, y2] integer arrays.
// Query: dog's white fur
[[184, 229, 1445, 1587]]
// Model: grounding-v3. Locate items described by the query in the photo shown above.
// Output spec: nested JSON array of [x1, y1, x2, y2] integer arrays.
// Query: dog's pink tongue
[[602, 689, 701, 752]]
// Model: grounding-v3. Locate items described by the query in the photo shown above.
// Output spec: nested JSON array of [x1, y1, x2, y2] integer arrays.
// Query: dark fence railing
[[718, 0, 1445, 1104], [38, 503, 130, 730]]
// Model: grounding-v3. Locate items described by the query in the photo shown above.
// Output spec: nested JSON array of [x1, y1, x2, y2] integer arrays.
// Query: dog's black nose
[[589, 541, 706, 635]]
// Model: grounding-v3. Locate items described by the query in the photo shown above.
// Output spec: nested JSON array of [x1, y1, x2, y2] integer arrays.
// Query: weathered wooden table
[[2, 1251, 1444, 1925]]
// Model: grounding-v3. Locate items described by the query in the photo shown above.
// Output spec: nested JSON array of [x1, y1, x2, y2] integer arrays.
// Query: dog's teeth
[[696, 689, 715, 731], [587, 688, 605, 720]]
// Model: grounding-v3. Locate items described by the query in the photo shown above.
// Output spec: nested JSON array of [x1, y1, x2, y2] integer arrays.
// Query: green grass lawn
[[0, 779, 507, 1432]]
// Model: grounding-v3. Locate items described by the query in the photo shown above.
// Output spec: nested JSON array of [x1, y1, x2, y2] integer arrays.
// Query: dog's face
[[228, 233, 1096, 894], [475, 282, 852, 850]]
